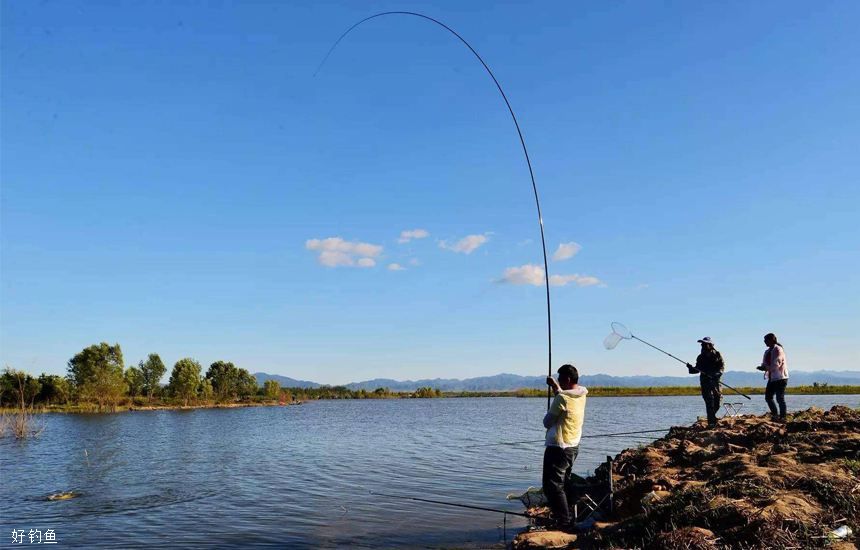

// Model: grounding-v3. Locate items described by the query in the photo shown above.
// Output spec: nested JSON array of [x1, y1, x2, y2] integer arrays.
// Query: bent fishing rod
[[605, 322, 751, 400], [316, 12, 554, 410], [369, 490, 529, 518]]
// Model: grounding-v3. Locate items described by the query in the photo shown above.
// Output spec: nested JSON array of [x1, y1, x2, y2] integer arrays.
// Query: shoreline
[[4, 387, 858, 415], [1, 400, 295, 415]]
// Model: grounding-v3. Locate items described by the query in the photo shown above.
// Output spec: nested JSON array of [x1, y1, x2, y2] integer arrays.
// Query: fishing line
[[316, 12, 554, 410], [604, 322, 751, 400], [463, 427, 673, 448], [369, 490, 529, 518]]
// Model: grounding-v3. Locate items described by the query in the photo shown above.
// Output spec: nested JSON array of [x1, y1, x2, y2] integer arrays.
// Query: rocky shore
[[514, 406, 859, 549]]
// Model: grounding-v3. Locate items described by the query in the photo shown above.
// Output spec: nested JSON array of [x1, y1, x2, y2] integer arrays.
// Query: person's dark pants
[[700, 375, 722, 425], [542, 445, 579, 525], [765, 379, 788, 418]]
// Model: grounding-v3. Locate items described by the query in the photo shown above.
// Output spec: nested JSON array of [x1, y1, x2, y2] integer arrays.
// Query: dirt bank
[[514, 406, 859, 549]]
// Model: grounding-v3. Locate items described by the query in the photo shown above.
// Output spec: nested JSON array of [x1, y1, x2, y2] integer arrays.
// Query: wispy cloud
[[497, 264, 603, 288], [306, 237, 383, 268], [398, 229, 430, 244], [439, 233, 489, 254], [387, 263, 406, 271], [552, 241, 582, 261]]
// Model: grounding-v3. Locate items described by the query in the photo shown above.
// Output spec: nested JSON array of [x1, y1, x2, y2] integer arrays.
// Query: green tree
[[206, 361, 239, 401], [236, 368, 257, 399], [67, 342, 126, 410], [263, 379, 280, 400], [199, 378, 214, 402], [411, 386, 440, 398], [168, 358, 202, 406], [1, 368, 42, 408], [37, 374, 70, 405], [139, 354, 166, 400], [124, 366, 145, 398]]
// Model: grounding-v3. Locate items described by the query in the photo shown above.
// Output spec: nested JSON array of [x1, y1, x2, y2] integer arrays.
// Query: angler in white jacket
[[542, 364, 588, 528], [757, 333, 789, 420]]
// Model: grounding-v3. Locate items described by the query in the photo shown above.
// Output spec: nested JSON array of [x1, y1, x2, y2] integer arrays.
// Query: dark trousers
[[542, 445, 579, 525], [700, 376, 722, 424], [765, 379, 788, 418]]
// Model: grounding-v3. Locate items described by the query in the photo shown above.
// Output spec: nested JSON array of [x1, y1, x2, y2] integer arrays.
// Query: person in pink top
[[757, 333, 789, 420]]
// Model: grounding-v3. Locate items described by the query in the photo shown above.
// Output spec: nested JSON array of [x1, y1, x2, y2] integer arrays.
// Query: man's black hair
[[558, 364, 578, 385]]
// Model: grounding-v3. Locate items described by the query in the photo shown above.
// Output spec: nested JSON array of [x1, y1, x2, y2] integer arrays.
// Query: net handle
[[608, 321, 752, 400]]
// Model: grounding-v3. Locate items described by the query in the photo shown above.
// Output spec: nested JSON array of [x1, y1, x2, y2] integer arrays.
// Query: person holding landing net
[[604, 323, 749, 428], [686, 337, 725, 427]]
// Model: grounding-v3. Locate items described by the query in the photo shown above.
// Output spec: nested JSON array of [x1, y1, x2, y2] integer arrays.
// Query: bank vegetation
[[3, 342, 857, 423], [0, 342, 447, 420]]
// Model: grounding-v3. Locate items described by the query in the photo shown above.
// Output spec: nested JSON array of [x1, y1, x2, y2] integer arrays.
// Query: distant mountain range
[[254, 370, 860, 391], [253, 373, 322, 389]]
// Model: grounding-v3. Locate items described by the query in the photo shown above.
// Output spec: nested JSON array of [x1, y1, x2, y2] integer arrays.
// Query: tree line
[[284, 385, 443, 400], [1, 342, 444, 411], [0, 342, 273, 411]]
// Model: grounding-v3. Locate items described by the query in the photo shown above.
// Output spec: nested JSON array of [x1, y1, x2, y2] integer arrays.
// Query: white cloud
[[499, 264, 545, 286], [306, 237, 383, 268], [387, 263, 406, 271], [439, 233, 489, 254], [549, 274, 602, 287], [553, 241, 582, 261], [498, 263, 603, 288], [398, 229, 430, 244], [317, 250, 354, 267], [409, 258, 420, 266]]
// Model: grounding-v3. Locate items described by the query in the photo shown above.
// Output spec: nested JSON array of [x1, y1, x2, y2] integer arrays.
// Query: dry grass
[[518, 406, 860, 549], [600, 406, 859, 549]]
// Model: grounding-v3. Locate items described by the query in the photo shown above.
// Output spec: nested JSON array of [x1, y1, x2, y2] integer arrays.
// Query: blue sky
[[2, 1, 858, 385]]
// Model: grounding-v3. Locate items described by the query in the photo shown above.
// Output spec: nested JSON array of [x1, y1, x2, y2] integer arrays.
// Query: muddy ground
[[514, 406, 860, 549]]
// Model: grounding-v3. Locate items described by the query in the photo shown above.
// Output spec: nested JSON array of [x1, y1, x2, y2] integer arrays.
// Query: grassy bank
[[6, 384, 858, 415], [448, 384, 860, 398], [1, 397, 287, 415]]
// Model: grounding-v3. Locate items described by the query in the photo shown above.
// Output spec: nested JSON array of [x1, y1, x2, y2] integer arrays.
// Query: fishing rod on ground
[[603, 322, 751, 400], [316, 12, 554, 411]]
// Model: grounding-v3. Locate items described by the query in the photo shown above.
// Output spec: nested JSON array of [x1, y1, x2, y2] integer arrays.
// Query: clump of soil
[[517, 406, 860, 549]]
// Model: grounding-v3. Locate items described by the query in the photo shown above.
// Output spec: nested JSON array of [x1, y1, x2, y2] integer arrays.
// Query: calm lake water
[[2, 394, 858, 548]]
